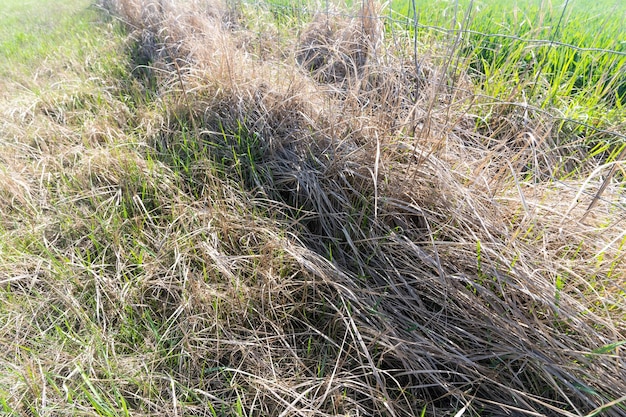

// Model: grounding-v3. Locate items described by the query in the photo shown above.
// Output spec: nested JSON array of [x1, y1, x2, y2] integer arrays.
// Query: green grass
[[0, 0, 154, 414], [389, 0, 626, 125], [0, 0, 97, 77]]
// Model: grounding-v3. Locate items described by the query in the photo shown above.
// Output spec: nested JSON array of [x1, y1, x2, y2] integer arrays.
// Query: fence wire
[[229, 0, 626, 212]]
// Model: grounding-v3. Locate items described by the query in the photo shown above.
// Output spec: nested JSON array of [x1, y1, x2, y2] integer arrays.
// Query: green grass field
[[392, 0, 626, 107], [1, 0, 625, 416], [1, 0, 96, 77]]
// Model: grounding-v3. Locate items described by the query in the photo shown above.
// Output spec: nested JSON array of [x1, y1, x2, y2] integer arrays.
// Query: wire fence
[[246, 6, 623, 77], [228, 0, 626, 212], [256, 1, 626, 54], [237, 3, 625, 101]]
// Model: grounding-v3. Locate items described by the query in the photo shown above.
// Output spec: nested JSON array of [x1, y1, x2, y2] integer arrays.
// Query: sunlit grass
[[389, 0, 626, 119], [0, 0, 100, 79], [1, 0, 625, 416], [264, 0, 626, 139]]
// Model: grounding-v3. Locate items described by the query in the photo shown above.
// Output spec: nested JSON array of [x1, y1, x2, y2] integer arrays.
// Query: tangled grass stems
[[1, 0, 624, 416]]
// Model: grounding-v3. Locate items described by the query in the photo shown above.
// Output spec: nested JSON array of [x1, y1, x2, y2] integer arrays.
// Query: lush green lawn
[[390, 0, 626, 92]]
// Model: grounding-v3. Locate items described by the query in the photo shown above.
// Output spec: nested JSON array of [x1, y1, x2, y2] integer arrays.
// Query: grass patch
[[388, 0, 626, 126], [0, 0, 107, 82], [1, 0, 625, 416]]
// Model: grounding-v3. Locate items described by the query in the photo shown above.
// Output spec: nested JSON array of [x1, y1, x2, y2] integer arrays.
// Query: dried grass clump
[[97, 0, 237, 85], [4, 0, 624, 416], [296, 1, 383, 87]]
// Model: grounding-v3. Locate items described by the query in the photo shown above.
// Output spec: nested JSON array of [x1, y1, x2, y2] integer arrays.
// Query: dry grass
[[1, 0, 625, 416]]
